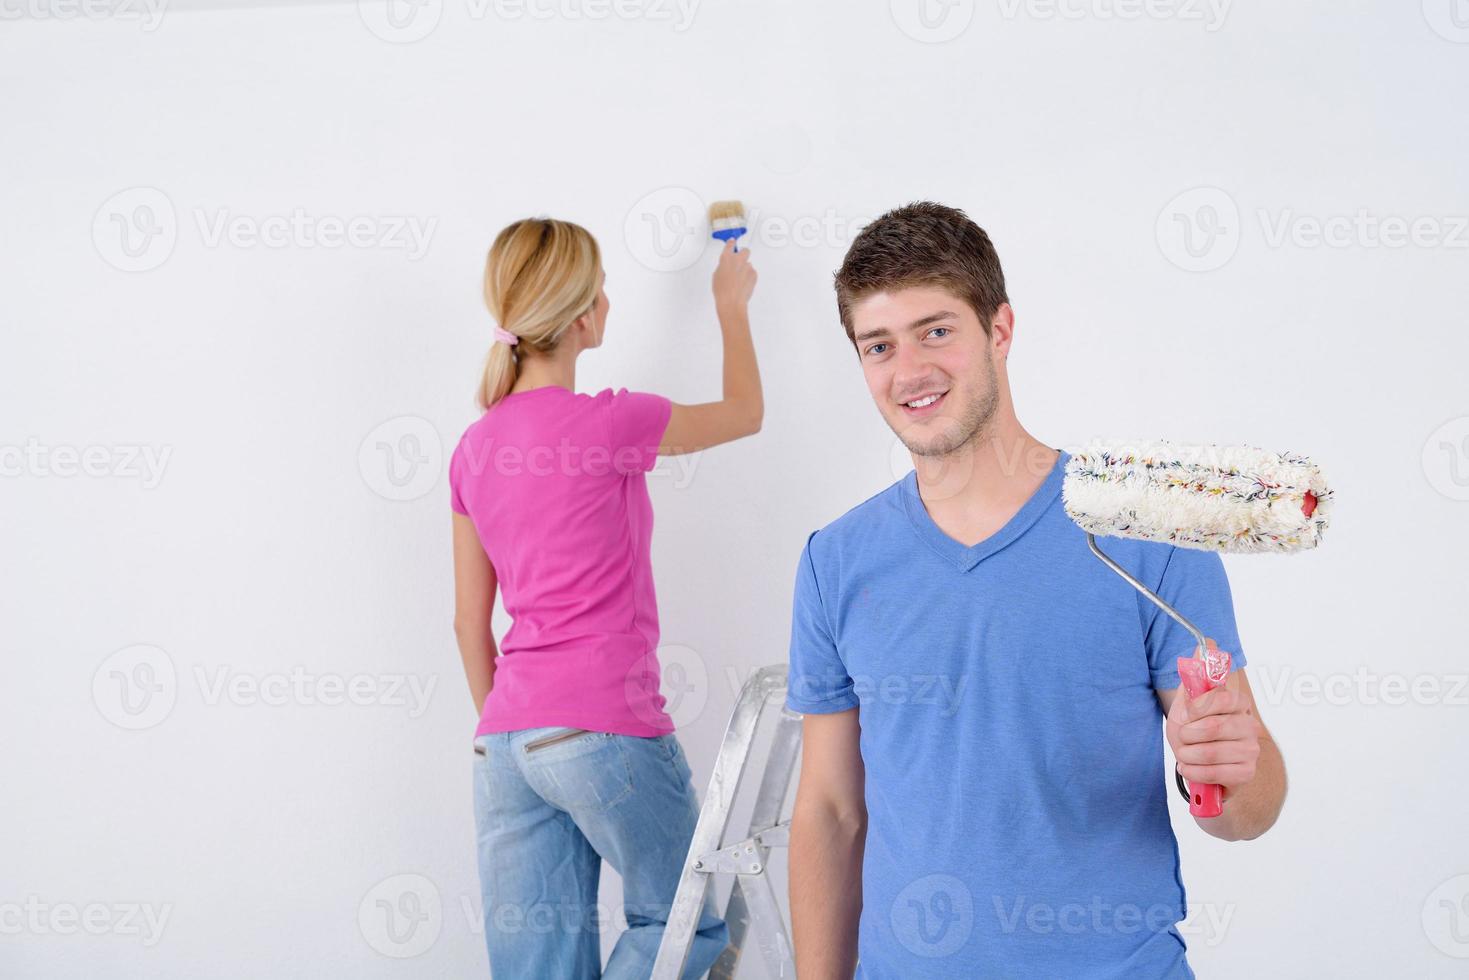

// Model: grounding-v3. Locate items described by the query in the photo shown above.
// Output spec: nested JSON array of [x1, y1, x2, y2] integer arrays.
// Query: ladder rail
[[709, 708, 801, 979], [651, 665, 798, 980]]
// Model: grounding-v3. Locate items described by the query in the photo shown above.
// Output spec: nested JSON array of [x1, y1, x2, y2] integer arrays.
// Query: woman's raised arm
[[659, 239, 763, 455]]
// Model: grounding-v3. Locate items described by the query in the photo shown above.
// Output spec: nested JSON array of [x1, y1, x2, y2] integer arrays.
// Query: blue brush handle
[[711, 226, 747, 252]]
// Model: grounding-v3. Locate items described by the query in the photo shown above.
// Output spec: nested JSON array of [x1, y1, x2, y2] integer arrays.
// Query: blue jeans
[[472, 727, 729, 979]]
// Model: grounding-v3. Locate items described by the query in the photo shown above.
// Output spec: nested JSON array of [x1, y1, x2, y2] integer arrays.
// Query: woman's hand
[[712, 238, 757, 317]]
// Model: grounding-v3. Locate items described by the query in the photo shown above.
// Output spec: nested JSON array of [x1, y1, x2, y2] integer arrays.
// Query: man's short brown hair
[[834, 201, 1009, 347]]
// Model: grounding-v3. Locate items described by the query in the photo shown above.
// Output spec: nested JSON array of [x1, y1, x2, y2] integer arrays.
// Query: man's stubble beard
[[895, 347, 1000, 460]]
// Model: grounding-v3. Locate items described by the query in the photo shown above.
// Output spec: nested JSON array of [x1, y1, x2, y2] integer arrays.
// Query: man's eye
[[866, 343, 889, 356], [928, 327, 950, 339]]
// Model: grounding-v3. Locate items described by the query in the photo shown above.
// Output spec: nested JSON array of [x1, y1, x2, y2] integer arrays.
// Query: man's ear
[[989, 302, 1016, 358]]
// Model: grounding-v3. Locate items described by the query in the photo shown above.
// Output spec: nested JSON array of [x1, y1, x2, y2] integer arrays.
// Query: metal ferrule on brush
[[708, 200, 747, 248]]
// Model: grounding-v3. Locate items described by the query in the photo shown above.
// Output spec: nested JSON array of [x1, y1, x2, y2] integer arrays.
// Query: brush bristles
[[1062, 440, 1332, 554], [708, 200, 745, 226]]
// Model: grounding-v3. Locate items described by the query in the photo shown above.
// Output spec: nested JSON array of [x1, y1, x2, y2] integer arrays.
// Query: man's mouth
[[899, 389, 948, 417]]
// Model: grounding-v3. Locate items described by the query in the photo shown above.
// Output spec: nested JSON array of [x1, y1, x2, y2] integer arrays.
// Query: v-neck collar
[[900, 449, 1069, 572]]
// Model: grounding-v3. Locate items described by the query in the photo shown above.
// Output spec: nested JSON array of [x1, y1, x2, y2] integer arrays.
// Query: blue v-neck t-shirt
[[785, 449, 1247, 979]]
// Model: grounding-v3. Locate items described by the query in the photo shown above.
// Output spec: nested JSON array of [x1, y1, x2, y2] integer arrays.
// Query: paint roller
[[1061, 441, 1332, 818]]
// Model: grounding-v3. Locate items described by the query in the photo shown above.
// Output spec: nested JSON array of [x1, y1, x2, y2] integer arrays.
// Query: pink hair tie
[[493, 326, 519, 347]]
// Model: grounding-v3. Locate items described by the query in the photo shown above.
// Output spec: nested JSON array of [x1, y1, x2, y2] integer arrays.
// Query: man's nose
[[892, 342, 934, 393]]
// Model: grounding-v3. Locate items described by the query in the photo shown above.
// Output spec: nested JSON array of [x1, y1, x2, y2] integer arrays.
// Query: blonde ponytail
[[477, 218, 602, 410]]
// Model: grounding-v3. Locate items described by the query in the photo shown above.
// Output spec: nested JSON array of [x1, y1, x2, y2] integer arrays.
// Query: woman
[[450, 217, 760, 979]]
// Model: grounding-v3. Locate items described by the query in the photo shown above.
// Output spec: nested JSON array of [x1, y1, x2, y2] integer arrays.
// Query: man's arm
[[1158, 665, 1286, 841], [789, 707, 866, 979]]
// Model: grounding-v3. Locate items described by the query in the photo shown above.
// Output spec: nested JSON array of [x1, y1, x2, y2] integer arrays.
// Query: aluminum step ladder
[[651, 664, 802, 980]]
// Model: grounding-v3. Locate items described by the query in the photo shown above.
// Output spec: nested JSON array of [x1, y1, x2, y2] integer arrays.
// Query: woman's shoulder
[[455, 408, 493, 442], [591, 386, 633, 403], [592, 386, 670, 409]]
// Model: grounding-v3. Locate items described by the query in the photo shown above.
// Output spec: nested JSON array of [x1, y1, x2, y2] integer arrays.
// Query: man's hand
[[1165, 662, 1261, 795], [1158, 666, 1286, 841]]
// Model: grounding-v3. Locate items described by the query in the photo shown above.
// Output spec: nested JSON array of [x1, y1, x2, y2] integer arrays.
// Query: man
[[785, 202, 1285, 978]]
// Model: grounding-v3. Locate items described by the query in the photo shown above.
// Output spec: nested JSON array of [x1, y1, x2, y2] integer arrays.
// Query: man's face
[[850, 285, 1002, 458]]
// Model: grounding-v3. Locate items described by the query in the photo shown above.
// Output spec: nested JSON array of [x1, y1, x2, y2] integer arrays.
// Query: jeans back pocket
[[523, 727, 592, 752], [522, 730, 634, 812]]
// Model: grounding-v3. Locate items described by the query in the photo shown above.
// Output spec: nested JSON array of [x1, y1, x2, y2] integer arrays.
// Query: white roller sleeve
[[1061, 440, 1331, 554]]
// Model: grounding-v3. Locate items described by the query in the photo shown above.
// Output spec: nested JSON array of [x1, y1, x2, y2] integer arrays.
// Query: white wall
[[3, 1, 1467, 976]]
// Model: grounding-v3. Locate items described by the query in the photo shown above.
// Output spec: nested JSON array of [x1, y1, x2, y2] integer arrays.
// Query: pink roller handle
[[1176, 644, 1231, 819]]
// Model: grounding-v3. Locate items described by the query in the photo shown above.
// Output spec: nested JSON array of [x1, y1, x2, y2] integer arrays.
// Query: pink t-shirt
[[449, 385, 675, 738]]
